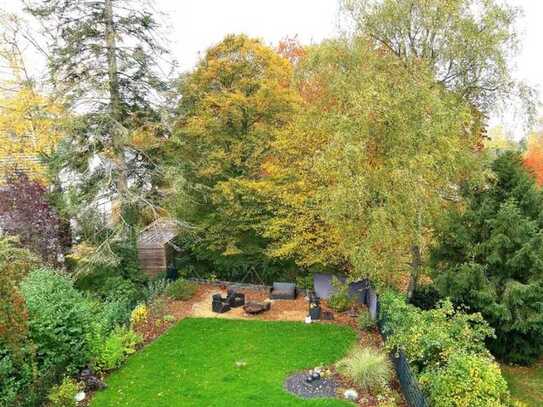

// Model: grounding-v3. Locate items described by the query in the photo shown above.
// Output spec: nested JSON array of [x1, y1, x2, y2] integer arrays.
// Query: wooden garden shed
[[137, 218, 179, 277]]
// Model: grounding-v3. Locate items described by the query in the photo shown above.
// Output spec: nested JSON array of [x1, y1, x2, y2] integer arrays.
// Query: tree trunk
[[104, 0, 121, 121], [104, 0, 128, 198], [407, 244, 422, 300]]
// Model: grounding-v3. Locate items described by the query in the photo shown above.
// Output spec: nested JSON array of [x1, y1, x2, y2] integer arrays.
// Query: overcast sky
[[154, 0, 340, 71], [3, 0, 542, 136]]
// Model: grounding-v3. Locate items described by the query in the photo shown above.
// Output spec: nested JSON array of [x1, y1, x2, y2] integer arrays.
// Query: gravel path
[[284, 372, 339, 399]]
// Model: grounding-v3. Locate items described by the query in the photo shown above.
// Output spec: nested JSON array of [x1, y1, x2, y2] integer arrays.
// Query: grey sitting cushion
[[270, 282, 296, 300]]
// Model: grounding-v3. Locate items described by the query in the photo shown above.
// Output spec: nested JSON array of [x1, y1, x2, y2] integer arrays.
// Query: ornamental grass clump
[[166, 279, 198, 301], [336, 347, 392, 392]]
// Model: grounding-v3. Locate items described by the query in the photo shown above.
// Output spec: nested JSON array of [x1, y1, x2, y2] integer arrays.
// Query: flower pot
[[309, 305, 321, 320]]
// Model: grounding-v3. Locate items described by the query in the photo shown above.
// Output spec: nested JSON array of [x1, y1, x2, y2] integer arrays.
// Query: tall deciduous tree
[[262, 38, 481, 288], [339, 0, 534, 294], [170, 34, 300, 282], [242, 42, 347, 273], [0, 87, 65, 183], [431, 152, 543, 364], [0, 12, 66, 183], [339, 0, 531, 115]]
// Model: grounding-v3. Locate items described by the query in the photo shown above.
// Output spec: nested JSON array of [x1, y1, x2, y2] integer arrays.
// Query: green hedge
[[20, 268, 94, 376], [1, 268, 142, 406], [379, 290, 512, 406]]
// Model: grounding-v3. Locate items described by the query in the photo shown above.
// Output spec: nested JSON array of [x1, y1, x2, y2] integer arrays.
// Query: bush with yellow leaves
[[130, 303, 149, 328]]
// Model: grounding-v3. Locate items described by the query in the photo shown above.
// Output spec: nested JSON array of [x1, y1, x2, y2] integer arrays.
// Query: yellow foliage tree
[[171, 35, 301, 278], [0, 87, 65, 182], [257, 38, 482, 288], [0, 13, 65, 183]]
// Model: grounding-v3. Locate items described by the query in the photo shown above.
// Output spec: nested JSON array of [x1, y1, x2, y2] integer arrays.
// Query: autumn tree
[[241, 43, 347, 273], [0, 12, 65, 183], [170, 34, 300, 282], [261, 38, 481, 289], [523, 128, 543, 186], [339, 0, 534, 294], [0, 89, 65, 182], [276, 36, 306, 66]]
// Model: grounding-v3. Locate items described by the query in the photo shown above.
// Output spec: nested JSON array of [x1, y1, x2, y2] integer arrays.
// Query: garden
[[90, 318, 357, 407], [1, 0, 543, 406]]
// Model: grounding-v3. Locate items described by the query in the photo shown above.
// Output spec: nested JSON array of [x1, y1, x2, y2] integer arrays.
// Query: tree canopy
[[431, 152, 543, 364], [170, 34, 300, 281], [340, 0, 533, 117], [1, 2, 541, 405], [24, 0, 176, 273], [257, 37, 481, 288], [0, 13, 66, 183]]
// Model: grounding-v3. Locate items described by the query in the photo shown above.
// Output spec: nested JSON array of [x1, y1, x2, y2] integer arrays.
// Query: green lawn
[[90, 318, 357, 407], [502, 360, 543, 406]]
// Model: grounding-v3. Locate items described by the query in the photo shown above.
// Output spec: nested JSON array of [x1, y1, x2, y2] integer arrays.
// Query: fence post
[[367, 287, 378, 320]]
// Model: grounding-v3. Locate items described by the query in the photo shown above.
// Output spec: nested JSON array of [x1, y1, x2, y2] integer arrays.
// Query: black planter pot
[[309, 305, 321, 320]]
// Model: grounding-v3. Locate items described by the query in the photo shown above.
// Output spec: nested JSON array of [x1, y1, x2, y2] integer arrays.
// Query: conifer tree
[[431, 152, 543, 364], [24, 0, 175, 268]]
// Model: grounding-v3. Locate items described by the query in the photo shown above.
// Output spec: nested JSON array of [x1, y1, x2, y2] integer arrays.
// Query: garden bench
[[270, 282, 297, 300]]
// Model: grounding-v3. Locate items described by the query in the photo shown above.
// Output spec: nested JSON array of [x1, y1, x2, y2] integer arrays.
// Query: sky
[[3, 0, 542, 136], [153, 0, 340, 72]]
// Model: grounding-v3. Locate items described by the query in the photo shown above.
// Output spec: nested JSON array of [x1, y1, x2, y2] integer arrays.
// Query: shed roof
[[137, 218, 179, 248]]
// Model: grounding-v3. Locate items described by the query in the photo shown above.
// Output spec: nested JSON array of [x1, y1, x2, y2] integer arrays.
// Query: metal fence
[[390, 350, 429, 407], [360, 284, 430, 407]]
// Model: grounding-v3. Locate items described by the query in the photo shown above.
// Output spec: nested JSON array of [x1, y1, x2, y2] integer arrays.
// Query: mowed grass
[[91, 318, 357, 407], [501, 359, 543, 406]]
